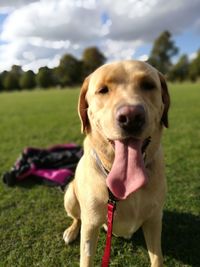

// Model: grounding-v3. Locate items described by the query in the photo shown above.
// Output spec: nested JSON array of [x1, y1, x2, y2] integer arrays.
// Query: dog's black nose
[[116, 105, 146, 134]]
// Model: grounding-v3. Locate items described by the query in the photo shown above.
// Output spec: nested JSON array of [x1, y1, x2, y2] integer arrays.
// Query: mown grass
[[0, 84, 200, 267]]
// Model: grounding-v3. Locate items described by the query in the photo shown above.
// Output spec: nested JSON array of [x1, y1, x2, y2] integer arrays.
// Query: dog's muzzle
[[116, 104, 146, 135]]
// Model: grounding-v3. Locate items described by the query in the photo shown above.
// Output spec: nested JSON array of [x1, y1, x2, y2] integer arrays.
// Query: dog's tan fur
[[63, 60, 170, 267]]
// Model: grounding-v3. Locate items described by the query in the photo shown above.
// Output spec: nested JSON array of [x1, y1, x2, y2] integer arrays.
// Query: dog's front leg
[[80, 222, 100, 267], [142, 211, 164, 267]]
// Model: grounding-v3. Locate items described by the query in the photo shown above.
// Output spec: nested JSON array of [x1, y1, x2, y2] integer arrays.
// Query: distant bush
[[54, 54, 82, 86], [168, 55, 190, 82], [20, 70, 36, 89], [36, 67, 54, 88], [189, 50, 200, 82], [2, 72, 20, 91], [82, 47, 106, 77]]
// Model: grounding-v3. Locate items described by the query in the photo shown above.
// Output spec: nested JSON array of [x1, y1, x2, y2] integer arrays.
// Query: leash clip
[[108, 198, 116, 206]]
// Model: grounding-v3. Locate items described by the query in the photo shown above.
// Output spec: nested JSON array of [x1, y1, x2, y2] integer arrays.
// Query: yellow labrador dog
[[63, 60, 170, 267]]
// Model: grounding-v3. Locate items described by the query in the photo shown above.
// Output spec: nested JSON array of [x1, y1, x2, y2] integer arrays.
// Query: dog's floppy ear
[[78, 76, 91, 133], [158, 72, 170, 128]]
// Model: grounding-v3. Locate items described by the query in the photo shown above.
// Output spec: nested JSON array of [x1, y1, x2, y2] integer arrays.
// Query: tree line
[[0, 31, 200, 92], [0, 47, 105, 91]]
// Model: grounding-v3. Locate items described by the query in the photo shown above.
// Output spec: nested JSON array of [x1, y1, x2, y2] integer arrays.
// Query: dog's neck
[[144, 126, 164, 166], [84, 131, 115, 172]]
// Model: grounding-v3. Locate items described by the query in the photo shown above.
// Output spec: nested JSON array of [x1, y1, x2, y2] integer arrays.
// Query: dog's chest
[[111, 195, 157, 239]]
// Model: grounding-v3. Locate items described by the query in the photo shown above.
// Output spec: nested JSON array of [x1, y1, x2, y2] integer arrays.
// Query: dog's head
[[78, 60, 170, 199], [78, 60, 170, 141]]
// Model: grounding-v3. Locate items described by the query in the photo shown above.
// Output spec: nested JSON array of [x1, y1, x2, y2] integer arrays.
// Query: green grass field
[[0, 84, 200, 267]]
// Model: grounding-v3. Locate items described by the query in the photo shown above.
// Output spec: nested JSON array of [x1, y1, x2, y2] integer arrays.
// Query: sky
[[0, 0, 200, 72]]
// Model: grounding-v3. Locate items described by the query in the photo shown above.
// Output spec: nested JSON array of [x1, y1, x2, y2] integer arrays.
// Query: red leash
[[101, 198, 117, 267]]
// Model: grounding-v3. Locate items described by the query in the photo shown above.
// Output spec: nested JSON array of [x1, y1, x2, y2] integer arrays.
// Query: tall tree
[[11, 65, 23, 76], [36, 67, 54, 88], [2, 72, 20, 91], [82, 47, 106, 76], [55, 54, 82, 86], [168, 54, 189, 82], [0, 71, 8, 91], [189, 50, 200, 81], [148, 31, 178, 74], [20, 70, 36, 89], [2, 65, 24, 90]]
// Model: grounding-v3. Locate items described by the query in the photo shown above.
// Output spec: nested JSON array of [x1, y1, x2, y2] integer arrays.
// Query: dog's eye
[[141, 80, 155, 91], [98, 86, 109, 94]]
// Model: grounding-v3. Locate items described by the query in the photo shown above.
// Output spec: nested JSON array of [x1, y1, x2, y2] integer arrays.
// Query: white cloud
[[0, 0, 37, 13], [138, 54, 149, 62], [0, 0, 200, 71], [101, 39, 142, 62], [101, 0, 200, 41], [189, 52, 197, 61], [1, 1, 101, 42]]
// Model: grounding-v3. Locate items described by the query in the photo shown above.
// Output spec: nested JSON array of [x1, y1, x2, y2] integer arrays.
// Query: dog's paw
[[63, 228, 73, 244], [63, 223, 80, 244], [103, 224, 108, 232]]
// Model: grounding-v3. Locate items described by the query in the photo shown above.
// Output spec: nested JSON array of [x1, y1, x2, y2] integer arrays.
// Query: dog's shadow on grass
[[130, 210, 200, 267], [163, 211, 200, 266]]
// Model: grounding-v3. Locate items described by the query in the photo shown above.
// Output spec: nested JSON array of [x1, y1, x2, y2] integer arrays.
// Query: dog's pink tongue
[[106, 139, 148, 200]]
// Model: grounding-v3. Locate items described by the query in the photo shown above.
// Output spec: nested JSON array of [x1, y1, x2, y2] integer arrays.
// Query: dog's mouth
[[106, 138, 149, 200]]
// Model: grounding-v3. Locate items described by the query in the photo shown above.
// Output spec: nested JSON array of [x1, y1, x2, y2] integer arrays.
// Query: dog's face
[[79, 60, 170, 143]]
